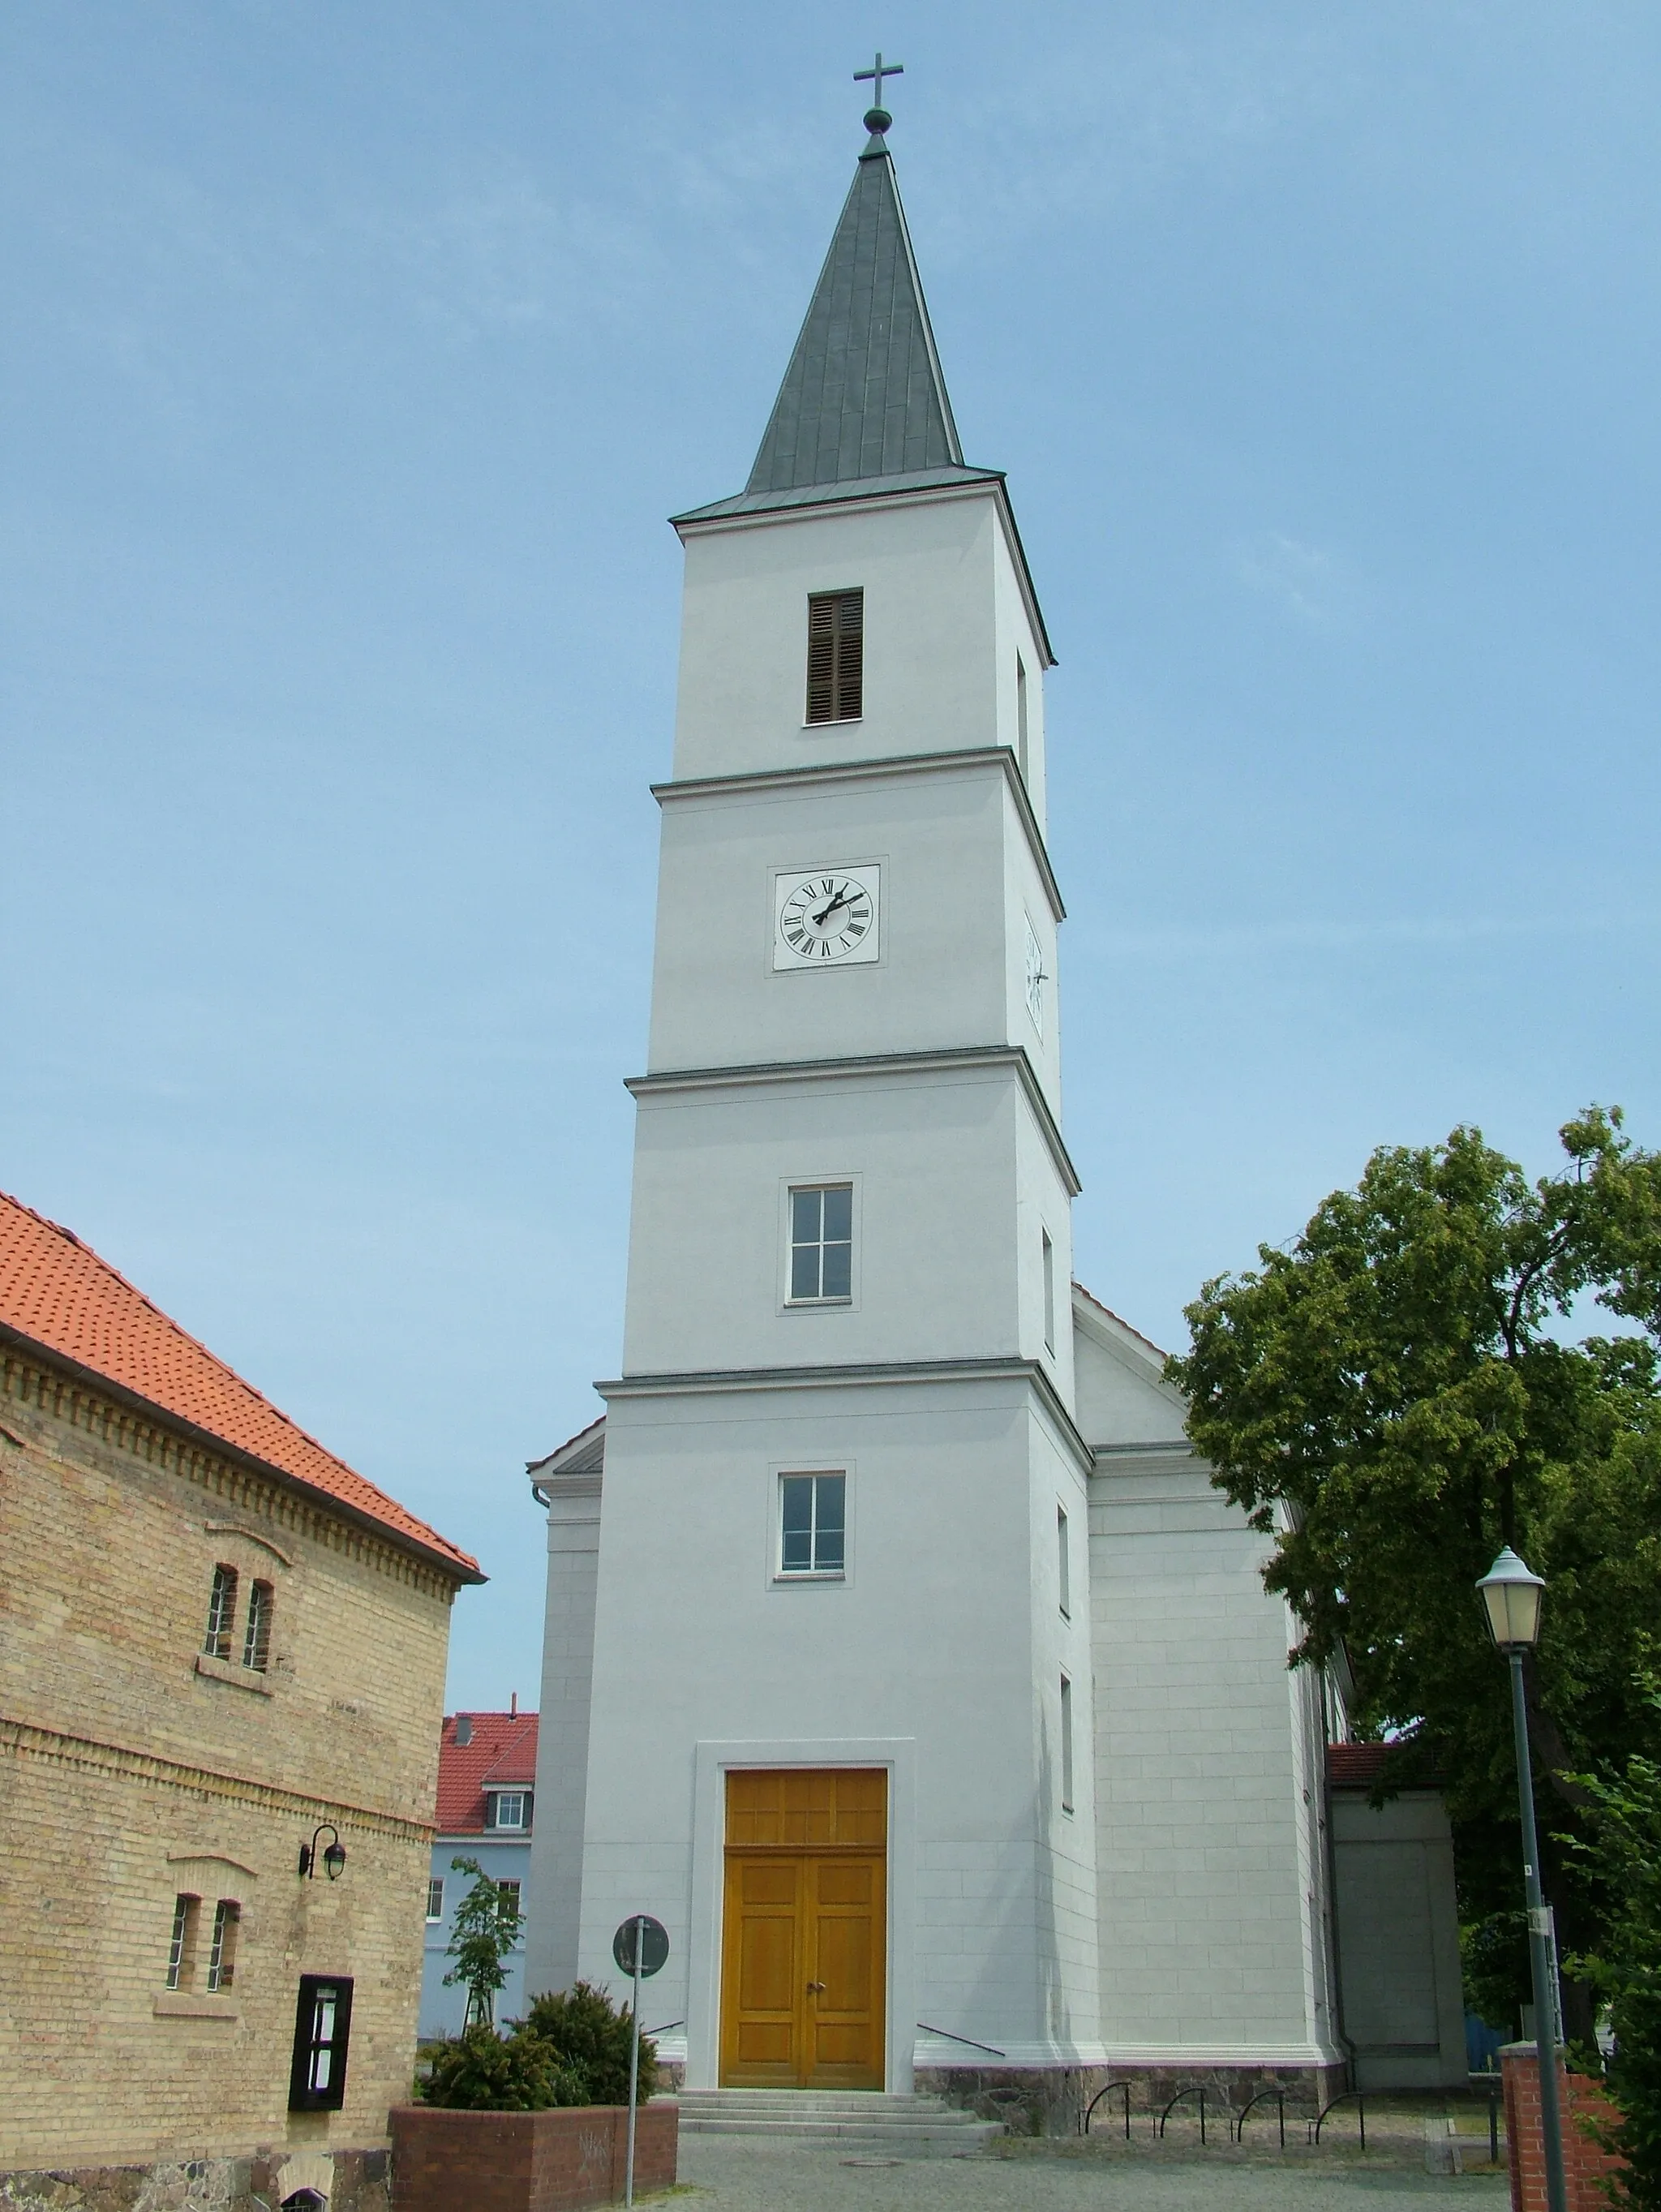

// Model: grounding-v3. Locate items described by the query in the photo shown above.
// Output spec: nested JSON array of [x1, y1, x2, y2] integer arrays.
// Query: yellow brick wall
[[0, 1350, 465, 2171]]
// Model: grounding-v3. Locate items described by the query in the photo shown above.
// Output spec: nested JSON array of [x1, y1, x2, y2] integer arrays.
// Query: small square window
[[805, 590, 863, 724], [204, 1566, 238, 1660], [489, 1791, 528, 1832], [242, 1579, 273, 1672], [206, 1899, 239, 1991], [1060, 1674, 1075, 1815], [289, 1974, 354, 2112], [166, 1893, 200, 1990], [779, 1472, 846, 1578], [426, 1878, 444, 1922], [789, 1183, 852, 1303]]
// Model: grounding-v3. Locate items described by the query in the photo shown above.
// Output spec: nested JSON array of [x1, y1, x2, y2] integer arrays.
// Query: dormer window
[[805, 590, 863, 724], [487, 1790, 530, 1832]]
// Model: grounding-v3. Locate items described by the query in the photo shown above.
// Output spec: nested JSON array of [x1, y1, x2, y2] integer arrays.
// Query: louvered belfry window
[[805, 590, 863, 724]]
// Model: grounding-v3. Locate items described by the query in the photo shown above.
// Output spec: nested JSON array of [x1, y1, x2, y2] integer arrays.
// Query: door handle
[[806, 1980, 826, 1994]]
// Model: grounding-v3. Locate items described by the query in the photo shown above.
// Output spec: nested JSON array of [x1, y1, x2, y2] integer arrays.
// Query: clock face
[[1024, 921, 1046, 1034], [774, 866, 881, 969]]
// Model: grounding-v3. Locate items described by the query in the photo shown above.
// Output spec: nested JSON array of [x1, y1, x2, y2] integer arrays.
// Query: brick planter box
[[1500, 2043, 1626, 2212], [389, 2102, 678, 2212]]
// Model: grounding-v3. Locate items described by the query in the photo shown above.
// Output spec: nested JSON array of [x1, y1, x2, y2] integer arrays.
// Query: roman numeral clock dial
[[773, 865, 881, 970]]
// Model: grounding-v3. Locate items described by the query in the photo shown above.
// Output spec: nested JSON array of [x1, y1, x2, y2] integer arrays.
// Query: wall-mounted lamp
[[298, 1822, 346, 1881]]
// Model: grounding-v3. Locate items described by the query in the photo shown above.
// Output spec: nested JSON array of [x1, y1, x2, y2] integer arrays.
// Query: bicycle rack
[[1083, 2080, 1136, 2138], [1233, 2088, 1287, 2149], [1309, 2090, 1367, 2149], [1157, 2085, 1210, 2144]]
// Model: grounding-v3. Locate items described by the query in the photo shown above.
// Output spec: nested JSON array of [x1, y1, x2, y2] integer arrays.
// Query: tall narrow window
[[779, 1471, 847, 1577], [426, 1878, 444, 1922], [1042, 1229, 1056, 1355], [204, 1565, 238, 1660], [1015, 655, 1029, 784], [242, 1579, 273, 1672], [206, 1899, 240, 1991], [1060, 1674, 1075, 1814], [789, 1183, 853, 1302], [496, 1879, 523, 1923], [805, 590, 863, 723], [289, 1975, 354, 2112], [1058, 1505, 1071, 1620], [166, 1893, 200, 1989]]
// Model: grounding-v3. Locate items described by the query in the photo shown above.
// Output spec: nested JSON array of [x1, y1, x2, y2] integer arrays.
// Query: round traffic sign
[[612, 1914, 669, 1978]]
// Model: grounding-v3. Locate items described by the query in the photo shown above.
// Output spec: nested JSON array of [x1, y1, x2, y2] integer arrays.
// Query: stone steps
[[676, 2087, 1002, 2151]]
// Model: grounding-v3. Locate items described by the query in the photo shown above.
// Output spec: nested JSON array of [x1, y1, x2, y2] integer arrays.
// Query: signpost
[[612, 1915, 668, 2208]]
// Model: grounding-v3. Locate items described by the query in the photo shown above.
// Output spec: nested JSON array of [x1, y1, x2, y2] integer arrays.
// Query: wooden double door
[[719, 1768, 886, 2090]]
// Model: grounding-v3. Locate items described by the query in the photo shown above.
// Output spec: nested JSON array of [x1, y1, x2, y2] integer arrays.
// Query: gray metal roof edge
[[670, 469, 1057, 671], [880, 146, 965, 466], [671, 465, 1003, 527]]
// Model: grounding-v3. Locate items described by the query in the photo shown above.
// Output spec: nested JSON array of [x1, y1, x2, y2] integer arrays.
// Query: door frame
[[687, 1738, 916, 2094]]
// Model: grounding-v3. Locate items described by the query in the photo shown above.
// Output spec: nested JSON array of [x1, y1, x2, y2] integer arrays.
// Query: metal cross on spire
[[854, 49, 903, 127]]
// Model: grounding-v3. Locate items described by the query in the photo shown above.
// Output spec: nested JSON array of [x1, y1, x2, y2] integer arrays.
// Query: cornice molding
[[628, 1043, 1081, 1198], [651, 745, 1064, 924], [596, 1355, 1093, 1475], [0, 1338, 479, 1596], [0, 1716, 434, 1843]]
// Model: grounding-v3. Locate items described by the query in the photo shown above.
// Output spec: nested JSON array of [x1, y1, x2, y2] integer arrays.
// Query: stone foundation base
[[915, 2060, 1351, 2138], [0, 2148, 387, 2212]]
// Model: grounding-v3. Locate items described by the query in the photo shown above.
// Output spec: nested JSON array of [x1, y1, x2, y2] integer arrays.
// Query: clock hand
[[812, 887, 854, 927]]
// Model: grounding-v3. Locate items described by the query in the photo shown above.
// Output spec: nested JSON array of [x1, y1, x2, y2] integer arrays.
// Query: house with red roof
[[420, 1705, 539, 2036], [0, 1191, 482, 2204]]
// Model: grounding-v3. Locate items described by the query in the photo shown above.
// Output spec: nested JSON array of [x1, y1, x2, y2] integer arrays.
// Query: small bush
[[418, 2024, 584, 2111], [520, 1981, 657, 2106]]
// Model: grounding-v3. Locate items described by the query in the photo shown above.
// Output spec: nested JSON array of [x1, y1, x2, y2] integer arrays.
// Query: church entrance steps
[[676, 2089, 1003, 2150]]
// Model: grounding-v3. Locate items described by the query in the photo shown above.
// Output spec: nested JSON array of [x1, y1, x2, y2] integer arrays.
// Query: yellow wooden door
[[719, 1769, 886, 2090]]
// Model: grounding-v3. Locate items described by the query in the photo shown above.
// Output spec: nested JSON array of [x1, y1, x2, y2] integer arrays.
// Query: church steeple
[[746, 114, 964, 496], [675, 98, 1005, 526]]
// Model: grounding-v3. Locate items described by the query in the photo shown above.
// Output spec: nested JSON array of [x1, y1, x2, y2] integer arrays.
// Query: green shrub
[[417, 2024, 584, 2111], [519, 1980, 657, 2106]]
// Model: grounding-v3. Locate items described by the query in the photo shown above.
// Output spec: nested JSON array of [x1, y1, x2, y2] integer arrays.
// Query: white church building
[[526, 99, 1466, 2120]]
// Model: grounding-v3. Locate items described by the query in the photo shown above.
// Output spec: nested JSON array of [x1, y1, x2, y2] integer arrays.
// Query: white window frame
[[1060, 1673, 1075, 1815], [426, 1877, 444, 1922], [488, 1791, 528, 1832], [772, 1467, 850, 1583], [780, 1176, 859, 1310]]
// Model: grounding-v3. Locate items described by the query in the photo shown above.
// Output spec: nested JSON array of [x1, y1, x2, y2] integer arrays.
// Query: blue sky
[[6, 2, 1658, 1710]]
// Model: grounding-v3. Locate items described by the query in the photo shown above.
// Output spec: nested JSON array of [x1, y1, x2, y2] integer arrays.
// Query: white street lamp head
[[1477, 1546, 1547, 1650]]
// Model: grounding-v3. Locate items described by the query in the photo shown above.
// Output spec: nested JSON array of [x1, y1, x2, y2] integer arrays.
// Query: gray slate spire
[[747, 140, 964, 494], [673, 134, 1003, 526]]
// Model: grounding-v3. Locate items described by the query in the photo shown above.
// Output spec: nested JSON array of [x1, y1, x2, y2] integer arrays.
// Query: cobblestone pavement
[[672, 2134, 1511, 2210]]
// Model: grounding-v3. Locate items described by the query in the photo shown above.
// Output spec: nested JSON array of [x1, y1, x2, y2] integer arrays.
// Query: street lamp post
[[1476, 1545, 1568, 2212]]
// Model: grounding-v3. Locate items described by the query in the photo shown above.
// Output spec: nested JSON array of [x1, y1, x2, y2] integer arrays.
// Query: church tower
[[528, 97, 1099, 2092]]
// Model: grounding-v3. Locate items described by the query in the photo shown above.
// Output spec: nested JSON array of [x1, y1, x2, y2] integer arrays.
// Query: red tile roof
[[1328, 1742, 1444, 1789], [437, 1712, 540, 1833], [0, 1190, 480, 1581]]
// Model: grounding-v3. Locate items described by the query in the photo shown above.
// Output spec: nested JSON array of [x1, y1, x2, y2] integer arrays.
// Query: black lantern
[[298, 1822, 347, 1880]]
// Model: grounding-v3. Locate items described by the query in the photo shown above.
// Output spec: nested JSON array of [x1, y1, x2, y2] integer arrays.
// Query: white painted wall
[[576, 1375, 1102, 2082], [672, 489, 1049, 810]]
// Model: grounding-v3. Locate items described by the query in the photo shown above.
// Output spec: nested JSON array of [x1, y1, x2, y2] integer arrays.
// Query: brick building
[[421, 1705, 539, 2036], [0, 1193, 482, 2207]]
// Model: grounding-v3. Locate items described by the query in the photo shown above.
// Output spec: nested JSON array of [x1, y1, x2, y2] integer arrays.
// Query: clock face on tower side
[[773, 865, 881, 969]]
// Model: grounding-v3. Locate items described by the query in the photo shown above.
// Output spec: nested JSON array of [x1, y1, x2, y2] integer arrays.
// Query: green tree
[[1568, 1739, 1661, 2208], [443, 1857, 525, 2028], [520, 1982, 657, 2106], [1166, 1108, 1661, 2042], [418, 2022, 582, 2111]]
